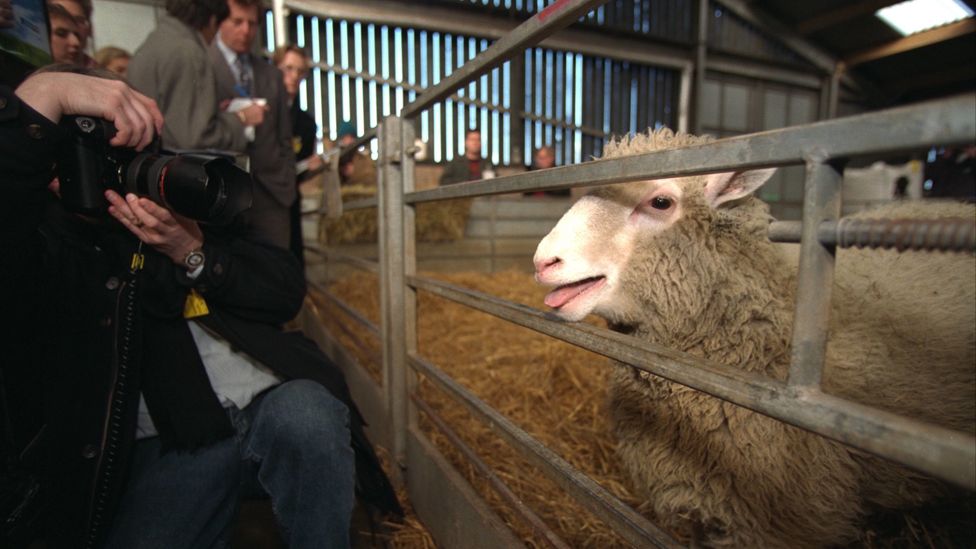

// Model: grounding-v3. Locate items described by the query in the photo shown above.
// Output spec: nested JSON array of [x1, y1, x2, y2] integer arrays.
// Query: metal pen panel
[[402, 94, 975, 203], [409, 352, 682, 549], [788, 154, 844, 389], [407, 275, 976, 490]]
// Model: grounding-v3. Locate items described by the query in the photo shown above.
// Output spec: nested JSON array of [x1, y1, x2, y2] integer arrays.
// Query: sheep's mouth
[[544, 276, 606, 309]]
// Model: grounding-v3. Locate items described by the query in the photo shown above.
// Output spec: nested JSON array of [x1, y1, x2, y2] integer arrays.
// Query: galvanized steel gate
[[287, 1, 976, 546]]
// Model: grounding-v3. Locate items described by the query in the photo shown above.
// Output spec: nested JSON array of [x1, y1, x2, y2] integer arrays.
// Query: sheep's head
[[533, 129, 775, 328]]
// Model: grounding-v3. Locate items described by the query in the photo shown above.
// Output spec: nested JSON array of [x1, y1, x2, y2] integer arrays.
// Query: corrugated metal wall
[[275, 8, 683, 167]]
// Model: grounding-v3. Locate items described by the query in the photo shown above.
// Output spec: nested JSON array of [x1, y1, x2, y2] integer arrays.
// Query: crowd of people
[[2, 1, 400, 548]]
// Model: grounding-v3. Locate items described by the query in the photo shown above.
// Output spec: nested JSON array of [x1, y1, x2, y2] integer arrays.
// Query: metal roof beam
[[843, 17, 976, 67], [795, 0, 902, 35]]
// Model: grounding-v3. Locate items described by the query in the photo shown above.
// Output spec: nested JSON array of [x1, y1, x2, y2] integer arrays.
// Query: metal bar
[[306, 281, 380, 337], [342, 196, 378, 211], [401, 120, 420, 435], [406, 428, 527, 549], [693, 0, 707, 135], [407, 275, 976, 490], [769, 218, 976, 253], [409, 353, 682, 549], [400, 94, 976, 203], [305, 288, 383, 379], [788, 154, 843, 388], [401, 0, 606, 119], [303, 245, 379, 273], [378, 116, 409, 478], [511, 49, 525, 163], [843, 18, 976, 68], [412, 396, 573, 549]]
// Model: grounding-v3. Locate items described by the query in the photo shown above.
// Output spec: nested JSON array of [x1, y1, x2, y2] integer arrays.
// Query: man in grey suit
[[127, 0, 266, 155], [209, 0, 296, 249]]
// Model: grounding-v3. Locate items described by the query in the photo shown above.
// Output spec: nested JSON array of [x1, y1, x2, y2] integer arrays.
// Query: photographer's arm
[[105, 192, 304, 324], [14, 72, 163, 151]]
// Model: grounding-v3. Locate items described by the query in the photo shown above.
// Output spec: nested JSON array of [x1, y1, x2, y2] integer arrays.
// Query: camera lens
[[123, 153, 252, 225]]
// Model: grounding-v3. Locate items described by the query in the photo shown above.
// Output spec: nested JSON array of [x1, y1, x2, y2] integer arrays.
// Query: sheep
[[532, 128, 975, 548]]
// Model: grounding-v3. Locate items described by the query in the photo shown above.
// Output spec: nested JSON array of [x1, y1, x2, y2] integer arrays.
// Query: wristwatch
[[183, 248, 205, 270]]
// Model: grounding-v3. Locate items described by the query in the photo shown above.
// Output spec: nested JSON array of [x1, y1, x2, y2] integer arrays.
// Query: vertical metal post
[[787, 150, 844, 388], [401, 121, 418, 435], [511, 52, 525, 165], [378, 116, 408, 481], [819, 62, 843, 120], [693, 0, 709, 135]]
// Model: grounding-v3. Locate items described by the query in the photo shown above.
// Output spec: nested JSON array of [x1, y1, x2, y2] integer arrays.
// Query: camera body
[[57, 116, 252, 225]]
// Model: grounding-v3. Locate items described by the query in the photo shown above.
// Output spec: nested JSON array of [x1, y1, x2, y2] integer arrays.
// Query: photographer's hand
[[15, 73, 164, 151], [105, 191, 204, 268]]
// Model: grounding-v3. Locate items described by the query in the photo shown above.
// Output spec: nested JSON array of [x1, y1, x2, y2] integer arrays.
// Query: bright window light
[[876, 0, 974, 36]]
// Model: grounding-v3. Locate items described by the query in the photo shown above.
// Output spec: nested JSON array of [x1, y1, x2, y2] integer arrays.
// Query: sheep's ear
[[703, 168, 776, 208]]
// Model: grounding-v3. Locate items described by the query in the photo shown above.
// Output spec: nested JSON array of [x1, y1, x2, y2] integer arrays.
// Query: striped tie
[[235, 55, 252, 96]]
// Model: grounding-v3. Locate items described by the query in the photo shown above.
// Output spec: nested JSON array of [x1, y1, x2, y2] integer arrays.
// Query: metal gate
[[283, 1, 976, 546]]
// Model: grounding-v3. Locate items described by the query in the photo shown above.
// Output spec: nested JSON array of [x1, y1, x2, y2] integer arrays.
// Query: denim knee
[[252, 380, 351, 449]]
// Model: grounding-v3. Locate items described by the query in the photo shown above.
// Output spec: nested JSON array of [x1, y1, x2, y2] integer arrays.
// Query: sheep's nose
[[534, 256, 561, 276]]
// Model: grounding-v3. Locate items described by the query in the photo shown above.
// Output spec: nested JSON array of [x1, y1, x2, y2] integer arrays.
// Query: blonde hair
[[93, 46, 130, 68]]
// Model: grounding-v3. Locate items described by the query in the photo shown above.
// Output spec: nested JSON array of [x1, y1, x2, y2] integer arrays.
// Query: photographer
[[4, 70, 399, 547], [2, 69, 161, 545]]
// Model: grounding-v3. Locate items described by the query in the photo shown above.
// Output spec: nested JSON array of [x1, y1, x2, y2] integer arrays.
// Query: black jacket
[[1, 87, 399, 548]]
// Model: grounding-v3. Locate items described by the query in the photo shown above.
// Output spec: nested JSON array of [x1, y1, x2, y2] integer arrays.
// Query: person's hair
[[165, 0, 229, 29], [534, 145, 554, 156], [465, 128, 480, 138], [64, 0, 92, 19], [272, 44, 310, 67], [93, 46, 131, 68], [47, 2, 76, 22], [230, 0, 262, 9]]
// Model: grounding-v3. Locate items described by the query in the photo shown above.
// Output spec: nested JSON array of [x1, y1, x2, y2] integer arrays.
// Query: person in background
[[127, 0, 265, 164], [52, 0, 96, 67], [336, 119, 377, 187], [94, 46, 132, 77], [439, 128, 493, 185], [273, 44, 320, 268], [47, 3, 83, 64], [1, 0, 13, 28], [524, 144, 569, 197], [209, 0, 294, 250]]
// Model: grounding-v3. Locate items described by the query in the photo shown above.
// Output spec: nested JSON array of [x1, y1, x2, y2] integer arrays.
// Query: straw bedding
[[319, 186, 472, 245], [314, 271, 973, 548]]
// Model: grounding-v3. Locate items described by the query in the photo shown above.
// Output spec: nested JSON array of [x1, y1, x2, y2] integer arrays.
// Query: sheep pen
[[312, 266, 974, 546]]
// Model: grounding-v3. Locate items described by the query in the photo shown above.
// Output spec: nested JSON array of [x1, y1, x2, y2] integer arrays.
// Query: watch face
[[185, 250, 205, 269]]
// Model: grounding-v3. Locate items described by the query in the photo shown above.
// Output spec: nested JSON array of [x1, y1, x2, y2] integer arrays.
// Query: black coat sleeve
[[175, 228, 307, 325], [0, 86, 66, 193]]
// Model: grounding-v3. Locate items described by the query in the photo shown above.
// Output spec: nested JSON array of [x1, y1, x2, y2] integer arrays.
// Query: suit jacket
[[126, 15, 247, 153], [209, 44, 296, 208], [439, 154, 492, 185]]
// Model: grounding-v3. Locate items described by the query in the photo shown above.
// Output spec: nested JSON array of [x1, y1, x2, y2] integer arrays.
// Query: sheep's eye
[[650, 196, 673, 210]]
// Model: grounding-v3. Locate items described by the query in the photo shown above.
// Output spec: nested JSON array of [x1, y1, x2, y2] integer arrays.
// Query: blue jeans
[[102, 380, 355, 549]]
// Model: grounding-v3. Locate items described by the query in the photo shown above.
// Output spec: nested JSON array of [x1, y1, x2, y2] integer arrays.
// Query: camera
[[57, 116, 253, 225]]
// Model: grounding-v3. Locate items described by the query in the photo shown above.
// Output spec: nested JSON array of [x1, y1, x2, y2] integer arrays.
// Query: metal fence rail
[[293, 1, 976, 546], [407, 275, 976, 490], [409, 353, 682, 548]]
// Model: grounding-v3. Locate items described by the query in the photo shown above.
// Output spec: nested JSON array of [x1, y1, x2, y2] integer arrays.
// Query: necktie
[[234, 55, 252, 96]]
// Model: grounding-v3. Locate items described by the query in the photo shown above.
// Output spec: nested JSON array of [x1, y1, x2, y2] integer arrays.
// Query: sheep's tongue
[[545, 278, 601, 308]]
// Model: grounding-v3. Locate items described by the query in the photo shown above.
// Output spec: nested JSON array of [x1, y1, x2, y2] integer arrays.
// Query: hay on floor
[[319, 186, 473, 245], [315, 270, 974, 549]]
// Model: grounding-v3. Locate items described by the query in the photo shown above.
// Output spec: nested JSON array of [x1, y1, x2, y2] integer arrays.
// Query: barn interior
[[30, 0, 976, 547]]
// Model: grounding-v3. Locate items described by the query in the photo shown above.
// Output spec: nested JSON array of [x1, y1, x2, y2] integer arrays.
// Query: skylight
[[876, 0, 974, 36]]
